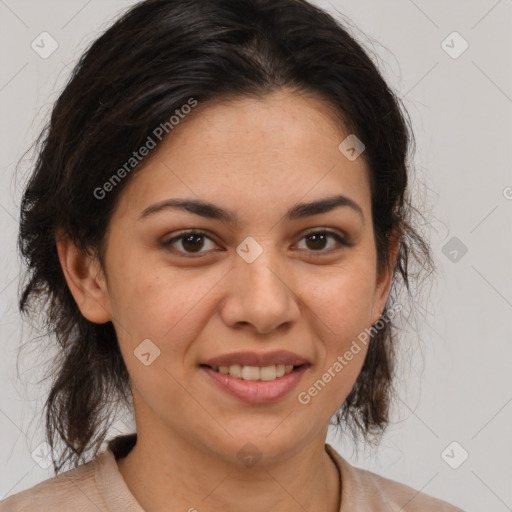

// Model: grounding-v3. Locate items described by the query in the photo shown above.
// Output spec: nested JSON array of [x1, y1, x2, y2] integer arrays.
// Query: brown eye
[[180, 233, 206, 253], [161, 228, 351, 258], [161, 231, 217, 256], [296, 230, 351, 254]]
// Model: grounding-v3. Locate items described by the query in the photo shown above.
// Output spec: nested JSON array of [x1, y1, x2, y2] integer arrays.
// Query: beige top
[[0, 433, 464, 511]]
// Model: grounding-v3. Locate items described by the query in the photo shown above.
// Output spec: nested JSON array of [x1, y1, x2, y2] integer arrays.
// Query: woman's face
[[70, 89, 394, 464]]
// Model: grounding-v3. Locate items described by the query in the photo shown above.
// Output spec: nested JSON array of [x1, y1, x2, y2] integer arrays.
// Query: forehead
[[113, 89, 371, 221]]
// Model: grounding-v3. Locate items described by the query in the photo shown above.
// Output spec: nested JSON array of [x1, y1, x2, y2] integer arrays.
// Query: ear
[[55, 230, 112, 324], [371, 232, 400, 325]]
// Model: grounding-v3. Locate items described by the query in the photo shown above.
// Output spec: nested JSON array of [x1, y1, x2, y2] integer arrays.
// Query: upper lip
[[201, 350, 310, 368]]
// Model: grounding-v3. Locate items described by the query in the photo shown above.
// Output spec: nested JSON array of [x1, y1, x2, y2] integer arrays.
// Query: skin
[[57, 88, 398, 512]]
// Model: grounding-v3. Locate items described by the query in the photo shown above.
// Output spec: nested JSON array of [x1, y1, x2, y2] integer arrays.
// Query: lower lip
[[200, 365, 309, 404]]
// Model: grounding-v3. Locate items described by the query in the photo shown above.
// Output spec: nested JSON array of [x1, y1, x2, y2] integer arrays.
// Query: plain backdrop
[[0, 1, 511, 511]]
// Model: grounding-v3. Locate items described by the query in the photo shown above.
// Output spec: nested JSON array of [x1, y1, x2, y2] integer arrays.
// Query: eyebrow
[[138, 194, 364, 224]]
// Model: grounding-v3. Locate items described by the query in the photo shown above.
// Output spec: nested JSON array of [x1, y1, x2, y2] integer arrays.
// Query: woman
[[1, 0, 463, 510]]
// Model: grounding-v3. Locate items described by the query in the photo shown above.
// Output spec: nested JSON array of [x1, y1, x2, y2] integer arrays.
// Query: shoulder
[[325, 444, 465, 512], [0, 454, 106, 512]]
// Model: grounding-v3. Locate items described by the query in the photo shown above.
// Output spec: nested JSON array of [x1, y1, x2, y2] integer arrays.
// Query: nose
[[219, 247, 301, 335]]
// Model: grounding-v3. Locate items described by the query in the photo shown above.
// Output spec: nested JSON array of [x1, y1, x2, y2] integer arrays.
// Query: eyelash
[[161, 229, 352, 258]]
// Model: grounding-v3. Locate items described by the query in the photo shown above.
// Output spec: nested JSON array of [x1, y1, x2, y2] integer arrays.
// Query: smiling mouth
[[199, 364, 306, 381]]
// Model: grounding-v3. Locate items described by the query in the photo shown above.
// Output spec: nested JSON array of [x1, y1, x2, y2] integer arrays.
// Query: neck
[[116, 426, 341, 512]]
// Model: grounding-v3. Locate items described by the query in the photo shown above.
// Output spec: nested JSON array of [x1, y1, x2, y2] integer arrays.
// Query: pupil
[[307, 233, 326, 251], [182, 234, 204, 252]]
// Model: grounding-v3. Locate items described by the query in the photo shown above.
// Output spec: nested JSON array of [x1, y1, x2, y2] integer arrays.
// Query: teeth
[[242, 365, 260, 380], [229, 364, 242, 378], [213, 364, 296, 381]]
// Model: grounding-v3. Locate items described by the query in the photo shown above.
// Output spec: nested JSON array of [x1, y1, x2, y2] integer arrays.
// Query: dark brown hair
[[17, 0, 433, 474]]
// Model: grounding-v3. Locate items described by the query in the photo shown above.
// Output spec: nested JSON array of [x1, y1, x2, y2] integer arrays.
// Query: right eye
[[160, 230, 219, 257]]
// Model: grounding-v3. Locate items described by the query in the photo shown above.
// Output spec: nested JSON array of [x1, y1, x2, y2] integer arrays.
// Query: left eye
[[161, 230, 350, 257], [296, 230, 349, 253]]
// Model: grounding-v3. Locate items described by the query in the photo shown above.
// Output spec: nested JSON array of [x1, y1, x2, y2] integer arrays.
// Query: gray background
[[1, 1, 511, 510]]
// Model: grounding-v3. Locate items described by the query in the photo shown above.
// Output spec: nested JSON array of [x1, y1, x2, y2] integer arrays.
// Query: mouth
[[199, 363, 310, 403], [199, 363, 307, 382]]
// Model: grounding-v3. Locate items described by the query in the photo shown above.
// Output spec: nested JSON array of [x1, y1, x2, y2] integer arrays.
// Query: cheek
[[297, 259, 376, 395], [108, 257, 224, 355], [301, 262, 376, 335], [297, 272, 373, 411]]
